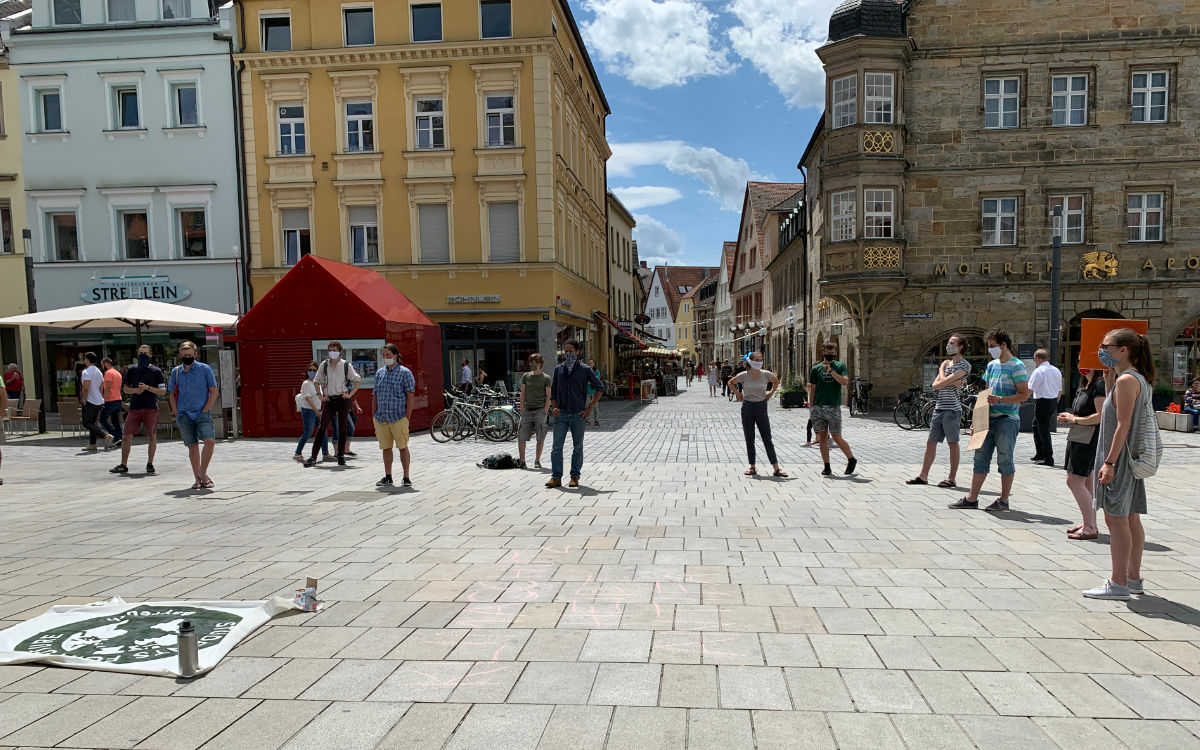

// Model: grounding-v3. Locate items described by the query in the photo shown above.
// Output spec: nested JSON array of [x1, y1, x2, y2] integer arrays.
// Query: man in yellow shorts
[[372, 343, 416, 487]]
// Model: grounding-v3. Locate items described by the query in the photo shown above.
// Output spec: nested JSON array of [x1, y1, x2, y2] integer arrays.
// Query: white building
[[714, 242, 735, 360]]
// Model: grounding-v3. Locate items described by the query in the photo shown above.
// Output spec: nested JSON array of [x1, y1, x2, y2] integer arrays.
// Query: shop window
[[418, 204, 449, 263], [349, 205, 379, 264], [178, 209, 207, 258], [488, 201, 519, 262], [261, 14, 291, 51], [277, 103, 306, 155], [1127, 192, 1164, 243], [108, 0, 135, 22], [47, 212, 79, 261], [412, 3, 441, 43], [53, 0, 81, 25], [171, 82, 199, 127], [36, 88, 64, 132], [281, 208, 310, 265], [344, 6, 374, 46], [480, 0, 511, 39], [414, 98, 444, 149], [162, 0, 191, 19], [345, 100, 374, 152], [1049, 195, 1085, 245], [485, 93, 515, 147], [119, 210, 150, 259]]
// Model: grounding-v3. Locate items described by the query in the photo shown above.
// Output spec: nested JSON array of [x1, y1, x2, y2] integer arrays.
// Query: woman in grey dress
[[1084, 328, 1154, 601]]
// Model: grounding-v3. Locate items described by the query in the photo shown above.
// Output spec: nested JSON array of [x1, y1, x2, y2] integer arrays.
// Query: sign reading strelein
[[82, 275, 192, 304]]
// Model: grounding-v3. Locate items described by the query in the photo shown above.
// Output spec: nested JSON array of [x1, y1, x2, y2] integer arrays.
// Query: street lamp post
[[1050, 205, 1063, 366]]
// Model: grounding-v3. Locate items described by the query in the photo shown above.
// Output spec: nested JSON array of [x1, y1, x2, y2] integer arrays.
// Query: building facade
[[713, 241, 735, 361], [692, 272, 717, 365], [604, 190, 638, 373], [801, 0, 1200, 401], [766, 199, 807, 381], [3, 0, 242, 403], [642, 265, 714, 353], [235, 0, 611, 388]]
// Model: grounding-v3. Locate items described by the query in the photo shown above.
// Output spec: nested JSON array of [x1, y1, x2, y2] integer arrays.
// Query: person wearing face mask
[[1084, 328, 1157, 600], [167, 341, 220, 489], [517, 353, 552, 469], [294, 361, 329, 463], [110, 344, 166, 475], [305, 341, 362, 467], [907, 334, 972, 488], [1057, 367, 1106, 540], [545, 340, 604, 488], [372, 343, 416, 487], [729, 351, 787, 477], [949, 327, 1030, 512], [808, 341, 857, 477]]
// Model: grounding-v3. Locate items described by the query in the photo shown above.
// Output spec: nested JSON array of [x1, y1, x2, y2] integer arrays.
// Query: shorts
[[811, 404, 843, 435], [374, 417, 410, 450], [177, 411, 215, 447], [123, 408, 160, 436], [971, 414, 1019, 476], [927, 408, 961, 444], [517, 409, 549, 443]]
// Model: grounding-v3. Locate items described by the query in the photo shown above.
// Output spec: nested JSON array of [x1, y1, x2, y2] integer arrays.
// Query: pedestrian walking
[[808, 342, 857, 477], [907, 334, 971, 488], [949, 327, 1030, 512], [110, 344, 165, 475], [80, 353, 107, 452], [3, 363, 22, 403], [373, 343, 416, 487], [707, 361, 719, 396], [720, 360, 733, 397], [1029, 349, 1063, 466], [1085, 327, 1157, 600], [167, 342, 219, 489], [1183, 378, 1200, 433], [1058, 367, 1106, 540], [99, 357, 124, 449], [293, 362, 329, 462], [729, 352, 787, 477], [460, 358, 473, 394], [517, 353, 551, 468], [586, 358, 602, 426], [305, 341, 361, 467], [685, 361, 694, 386], [546, 340, 603, 489]]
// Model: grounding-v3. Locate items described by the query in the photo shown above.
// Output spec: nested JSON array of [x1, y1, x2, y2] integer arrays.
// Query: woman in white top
[[728, 352, 787, 477], [707, 361, 719, 397], [294, 362, 329, 461]]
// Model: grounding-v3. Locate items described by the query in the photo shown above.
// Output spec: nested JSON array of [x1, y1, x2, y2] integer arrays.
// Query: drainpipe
[[224, 0, 252, 316]]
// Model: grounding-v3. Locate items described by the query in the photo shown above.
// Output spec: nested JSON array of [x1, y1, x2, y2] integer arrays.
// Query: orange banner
[[1079, 318, 1149, 370]]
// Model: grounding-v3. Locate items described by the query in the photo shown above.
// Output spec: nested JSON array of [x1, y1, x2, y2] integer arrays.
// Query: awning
[[619, 347, 681, 360], [594, 311, 647, 349]]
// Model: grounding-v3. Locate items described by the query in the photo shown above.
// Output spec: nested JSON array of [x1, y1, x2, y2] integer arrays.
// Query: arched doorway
[[1171, 313, 1200, 393], [919, 330, 988, 389], [1065, 309, 1123, 392]]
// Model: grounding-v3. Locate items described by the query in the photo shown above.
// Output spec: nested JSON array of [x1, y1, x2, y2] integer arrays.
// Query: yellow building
[[235, 0, 611, 386], [675, 289, 696, 364]]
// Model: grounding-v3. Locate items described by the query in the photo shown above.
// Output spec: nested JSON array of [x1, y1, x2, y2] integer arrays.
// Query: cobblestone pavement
[[2, 384, 1200, 749]]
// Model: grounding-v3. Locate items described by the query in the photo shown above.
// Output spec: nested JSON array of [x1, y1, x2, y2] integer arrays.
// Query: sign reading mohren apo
[[82, 275, 192, 304]]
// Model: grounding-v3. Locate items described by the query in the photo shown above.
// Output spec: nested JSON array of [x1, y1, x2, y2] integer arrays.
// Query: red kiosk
[[236, 256, 443, 437]]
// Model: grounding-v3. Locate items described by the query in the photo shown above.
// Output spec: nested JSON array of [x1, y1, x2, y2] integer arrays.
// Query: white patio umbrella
[[0, 299, 237, 344]]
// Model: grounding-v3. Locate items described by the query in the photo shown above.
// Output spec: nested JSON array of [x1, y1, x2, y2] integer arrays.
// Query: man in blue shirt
[[546, 340, 603, 488], [372, 343, 416, 488], [167, 341, 219, 490]]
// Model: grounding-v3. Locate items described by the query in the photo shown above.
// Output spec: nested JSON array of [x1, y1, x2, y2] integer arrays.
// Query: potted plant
[[779, 375, 807, 408], [1152, 385, 1176, 412]]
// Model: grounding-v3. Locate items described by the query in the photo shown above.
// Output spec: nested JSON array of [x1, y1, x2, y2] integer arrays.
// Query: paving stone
[[536, 705, 612, 750], [649, 631, 701, 664], [759, 633, 818, 667], [298, 660, 399, 701], [956, 715, 1060, 750], [242, 659, 338, 700], [1, 695, 129, 747], [509, 662, 599, 705], [1032, 718, 1124, 750], [369, 660, 471, 702], [840, 668, 930, 713], [809, 634, 883, 669], [965, 671, 1072, 717], [866, 635, 938, 670], [62, 696, 202, 749], [1032, 672, 1139, 719], [445, 704, 553, 750], [1100, 718, 1200, 749], [686, 708, 753, 750], [135, 698, 260, 750], [173, 658, 284, 699], [782, 667, 855, 712], [1092, 674, 1200, 720], [375, 703, 469, 750], [446, 628, 532, 661], [907, 670, 997, 715], [826, 712, 905, 750], [659, 664, 718, 708], [701, 631, 763, 665], [588, 663, 660, 706], [751, 710, 835, 749], [889, 714, 975, 750], [578, 629, 652, 662], [604, 706, 686, 750], [448, 661, 526, 703], [278, 701, 409, 750], [519, 629, 588, 662], [717, 665, 791, 710]]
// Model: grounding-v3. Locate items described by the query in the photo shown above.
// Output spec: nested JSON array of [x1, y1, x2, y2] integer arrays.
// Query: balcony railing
[[822, 239, 906, 277]]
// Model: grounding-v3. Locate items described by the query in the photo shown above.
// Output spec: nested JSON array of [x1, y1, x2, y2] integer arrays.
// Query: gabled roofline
[[555, 0, 610, 115]]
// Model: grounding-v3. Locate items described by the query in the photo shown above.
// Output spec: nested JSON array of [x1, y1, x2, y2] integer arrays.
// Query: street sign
[[901, 313, 934, 319]]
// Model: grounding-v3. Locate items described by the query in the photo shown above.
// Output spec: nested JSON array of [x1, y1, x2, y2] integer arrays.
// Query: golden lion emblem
[[1081, 251, 1118, 279]]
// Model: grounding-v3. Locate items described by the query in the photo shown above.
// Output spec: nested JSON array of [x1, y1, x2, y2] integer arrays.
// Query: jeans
[[741, 400, 778, 465], [81, 402, 105, 445], [1185, 406, 1200, 428], [332, 409, 357, 442], [972, 414, 1020, 476], [551, 413, 586, 479], [312, 396, 351, 459], [101, 400, 124, 440], [177, 411, 215, 447], [296, 407, 329, 456], [1032, 397, 1056, 460]]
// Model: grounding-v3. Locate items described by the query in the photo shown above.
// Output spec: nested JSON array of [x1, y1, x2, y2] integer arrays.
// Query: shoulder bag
[[1125, 372, 1162, 480]]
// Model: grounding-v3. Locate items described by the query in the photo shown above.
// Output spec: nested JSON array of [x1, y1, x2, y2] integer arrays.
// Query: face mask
[[562, 352, 578, 370], [383, 357, 395, 367], [138, 353, 151, 368], [748, 360, 763, 370], [1077, 368, 1090, 377], [1097, 348, 1118, 368], [946, 344, 959, 355], [823, 353, 835, 362], [181, 355, 195, 365], [987, 346, 1002, 359], [307, 370, 317, 379], [328, 351, 340, 360]]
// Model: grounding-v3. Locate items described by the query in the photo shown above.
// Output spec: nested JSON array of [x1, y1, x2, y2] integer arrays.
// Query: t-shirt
[[935, 359, 972, 411], [985, 356, 1029, 417], [737, 370, 774, 402], [461, 365, 472, 384], [80, 365, 105, 406], [125, 364, 165, 411], [3, 370, 22, 392], [297, 379, 320, 412], [809, 360, 847, 406], [522, 371, 551, 410], [102, 368, 123, 403]]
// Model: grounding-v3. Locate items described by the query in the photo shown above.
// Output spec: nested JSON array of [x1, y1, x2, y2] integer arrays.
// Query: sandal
[[937, 479, 957, 488], [1066, 524, 1084, 535], [773, 469, 788, 478], [745, 467, 757, 476], [201, 478, 214, 489], [190, 480, 203, 490], [905, 477, 928, 485], [1068, 530, 1098, 540]]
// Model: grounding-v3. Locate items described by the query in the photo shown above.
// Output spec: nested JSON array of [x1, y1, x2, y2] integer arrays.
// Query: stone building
[[799, 0, 1200, 402]]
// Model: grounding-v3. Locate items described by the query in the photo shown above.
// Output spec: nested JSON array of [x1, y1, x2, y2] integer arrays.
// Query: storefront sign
[[81, 275, 191, 304], [446, 295, 500, 304], [1142, 257, 1200, 270]]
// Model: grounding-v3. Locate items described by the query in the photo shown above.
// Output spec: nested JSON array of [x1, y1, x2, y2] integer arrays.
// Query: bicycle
[[893, 387, 934, 430], [430, 389, 516, 442], [849, 378, 872, 416]]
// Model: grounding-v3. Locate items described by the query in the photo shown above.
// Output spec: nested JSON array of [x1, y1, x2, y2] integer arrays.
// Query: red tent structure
[[236, 256, 443, 436]]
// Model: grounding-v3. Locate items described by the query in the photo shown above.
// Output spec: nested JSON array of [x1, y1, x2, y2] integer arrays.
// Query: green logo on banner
[[16, 606, 243, 665]]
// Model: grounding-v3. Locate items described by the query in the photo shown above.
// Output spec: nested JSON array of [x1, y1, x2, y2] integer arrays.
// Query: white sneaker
[[1083, 580, 1131, 600], [1126, 578, 1144, 595]]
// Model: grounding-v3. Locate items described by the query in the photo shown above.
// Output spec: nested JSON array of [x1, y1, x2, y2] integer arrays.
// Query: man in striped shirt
[[908, 333, 971, 488]]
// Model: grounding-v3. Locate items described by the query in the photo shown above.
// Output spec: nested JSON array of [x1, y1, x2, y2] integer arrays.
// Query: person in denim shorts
[[950, 327, 1030, 512], [808, 341, 857, 477], [167, 341, 219, 490], [908, 334, 971, 489]]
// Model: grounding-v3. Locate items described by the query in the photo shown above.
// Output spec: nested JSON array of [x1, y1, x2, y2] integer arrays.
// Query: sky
[[574, 0, 842, 267]]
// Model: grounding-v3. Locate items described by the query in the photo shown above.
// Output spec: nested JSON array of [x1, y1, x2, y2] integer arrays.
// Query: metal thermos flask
[[177, 621, 199, 678]]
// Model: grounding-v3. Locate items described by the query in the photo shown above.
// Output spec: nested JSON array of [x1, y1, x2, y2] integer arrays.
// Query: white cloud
[[581, 0, 734, 88], [726, 0, 838, 110], [632, 213, 687, 263], [610, 140, 770, 211], [611, 185, 683, 210]]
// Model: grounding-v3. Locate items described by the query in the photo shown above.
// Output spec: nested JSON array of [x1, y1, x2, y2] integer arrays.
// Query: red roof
[[746, 181, 805, 263], [655, 265, 718, 320]]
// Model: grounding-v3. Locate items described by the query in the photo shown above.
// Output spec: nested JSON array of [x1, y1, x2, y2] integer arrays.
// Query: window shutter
[[281, 208, 308, 230], [488, 202, 519, 262], [419, 204, 449, 263], [348, 205, 377, 226]]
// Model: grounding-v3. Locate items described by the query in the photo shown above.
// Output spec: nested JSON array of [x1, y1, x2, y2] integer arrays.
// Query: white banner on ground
[[0, 597, 301, 677]]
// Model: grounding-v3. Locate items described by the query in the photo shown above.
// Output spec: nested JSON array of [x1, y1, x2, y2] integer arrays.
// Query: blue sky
[[573, 0, 841, 267]]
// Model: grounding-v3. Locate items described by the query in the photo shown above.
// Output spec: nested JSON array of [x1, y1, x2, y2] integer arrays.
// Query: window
[[1127, 192, 1164, 243], [108, 0, 135, 22], [485, 93, 515, 147], [1049, 195, 1084, 245], [488, 201, 519, 262], [984, 76, 1019, 129], [278, 104, 306, 155], [863, 188, 894, 239], [412, 3, 441, 43], [171, 83, 199, 127], [119, 211, 150, 259], [48, 212, 79, 261], [36, 89, 63, 131], [281, 208, 311, 265], [831, 190, 855, 242], [162, 0, 190, 19], [345, 101, 374, 152], [414, 98, 444, 149], [864, 73, 893, 125], [1051, 74, 1087, 126], [261, 15, 291, 51], [982, 197, 1018, 246], [53, 0, 81, 24], [1, 206, 13, 254], [480, 0, 511, 39], [832, 75, 856, 129], [113, 86, 140, 129], [1131, 70, 1168, 123], [178, 209, 207, 257], [349, 206, 379, 264], [344, 7, 374, 46], [418, 204, 450, 263]]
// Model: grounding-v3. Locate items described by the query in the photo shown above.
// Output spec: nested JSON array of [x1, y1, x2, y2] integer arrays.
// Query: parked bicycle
[[430, 388, 516, 442], [849, 378, 872, 416]]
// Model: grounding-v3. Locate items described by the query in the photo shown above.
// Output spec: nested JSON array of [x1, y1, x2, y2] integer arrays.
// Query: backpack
[[1125, 371, 1162, 480], [320, 359, 352, 395], [478, 453, 517, 470]]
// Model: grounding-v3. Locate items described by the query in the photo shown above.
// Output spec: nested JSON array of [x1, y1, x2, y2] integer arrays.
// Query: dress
[[1093, 371, 1149, 517], [1064, 377, 1105, 478]]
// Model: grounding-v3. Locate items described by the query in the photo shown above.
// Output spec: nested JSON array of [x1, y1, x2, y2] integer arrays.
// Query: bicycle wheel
[[451, 412, 472, 441], [893, 400, 916, 430], [919, 400, 935, 428], [481, 408, 516, 441], [429, 410, 453, 443]]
